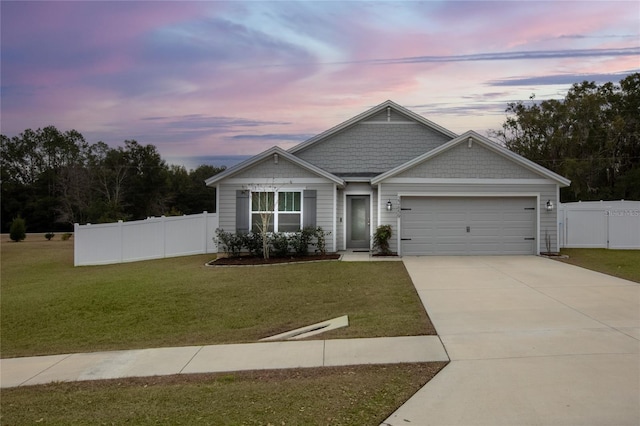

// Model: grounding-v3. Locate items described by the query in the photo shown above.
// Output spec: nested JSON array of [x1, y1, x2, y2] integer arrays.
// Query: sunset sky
[[2, 1, 639, 169]]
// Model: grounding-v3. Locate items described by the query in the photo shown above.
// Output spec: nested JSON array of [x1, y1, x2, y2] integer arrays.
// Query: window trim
[[250, 189, 303, 233]]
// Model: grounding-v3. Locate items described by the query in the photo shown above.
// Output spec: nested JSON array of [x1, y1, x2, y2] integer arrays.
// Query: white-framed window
[[251, 190, 302, 232]]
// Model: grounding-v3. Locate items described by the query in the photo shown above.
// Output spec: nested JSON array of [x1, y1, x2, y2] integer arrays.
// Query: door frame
[[344, 193, 372, 250]]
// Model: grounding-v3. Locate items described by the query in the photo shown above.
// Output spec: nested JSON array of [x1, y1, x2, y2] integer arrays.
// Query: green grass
[[559, 248, 640, 283], [1, 238, 433, 358], [1, 237, 445, 424], [0, 363, 447, 425]]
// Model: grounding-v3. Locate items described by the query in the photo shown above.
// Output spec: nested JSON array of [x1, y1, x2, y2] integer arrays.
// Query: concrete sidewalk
[[384, 256, 640, 426], [0, 336, 448, 388]]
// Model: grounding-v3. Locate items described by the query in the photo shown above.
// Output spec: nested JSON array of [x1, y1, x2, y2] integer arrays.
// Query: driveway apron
[[384, 256, 640, 426]]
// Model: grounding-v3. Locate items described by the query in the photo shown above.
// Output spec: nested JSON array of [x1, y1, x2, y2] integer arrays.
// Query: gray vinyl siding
[[232, 156, 318, 179], [336, 190, 344, 250], [314, 183, 335, 249], [217, 181, 336, 252], [397, 142, 542, 179], [378, 183, 560, 254], [295, 122, 452, 175]]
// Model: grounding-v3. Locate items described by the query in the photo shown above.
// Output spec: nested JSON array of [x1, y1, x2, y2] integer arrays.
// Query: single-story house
[[205, 100, 570, 255]]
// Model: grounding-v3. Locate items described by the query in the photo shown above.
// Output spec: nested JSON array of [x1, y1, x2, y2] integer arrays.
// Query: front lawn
[[1, 237, 433, 358], [559, 248, 640, 283]]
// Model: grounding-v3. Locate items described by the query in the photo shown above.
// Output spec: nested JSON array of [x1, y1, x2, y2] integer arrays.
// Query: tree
[[492, 73, 640, 202], [2, 125, 231, 230], [88, 142, 130, 222], [121, 140, 170, 219], [9, 216, 26, 242], [1, 126, 90, 231], [246, 182, 281, 260]]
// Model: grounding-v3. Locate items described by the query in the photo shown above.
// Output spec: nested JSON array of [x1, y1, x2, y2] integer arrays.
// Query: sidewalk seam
[[19, 353, 74, 387], [179, 346, 204, 374]]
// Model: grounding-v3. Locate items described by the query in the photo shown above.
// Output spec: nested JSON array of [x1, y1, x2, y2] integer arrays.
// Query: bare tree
[[246, 182, 280, 260]]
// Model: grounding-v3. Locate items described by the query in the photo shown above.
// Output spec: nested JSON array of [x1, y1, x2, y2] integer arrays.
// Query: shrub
[[45, 232, 55, 241], [313, 227, 329, 255], [271, 233, 290, 257], [214, 227, 332, 259], [61, 233, 72, 241], [242, 232, 264, 257], [290, 227, 315, 256], [373, 224, 393, 255], [214, 229, 243, 257], [9, 217, 26, 242]]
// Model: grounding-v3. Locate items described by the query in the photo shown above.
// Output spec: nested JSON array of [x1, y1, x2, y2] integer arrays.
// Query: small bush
[[61, 233, 72, 241], [215, 227, 333, 259], [373, 224, 393, 255], [45, 232, 55, 241], [314, 227, 329, 255], [242, 232, 264, 257], [215, 229, 243, 257], [9, 217, 26, 242], [290, 227, 315, 256], [271, 233, 290, 257]]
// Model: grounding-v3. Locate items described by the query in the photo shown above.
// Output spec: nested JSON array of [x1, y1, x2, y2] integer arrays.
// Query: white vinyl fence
[[74, 212, 219, 266], [559, 200, 640, 249]]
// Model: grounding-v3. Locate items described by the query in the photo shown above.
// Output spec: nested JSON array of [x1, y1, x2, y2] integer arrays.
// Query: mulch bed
[[208, 253, 341, 266]]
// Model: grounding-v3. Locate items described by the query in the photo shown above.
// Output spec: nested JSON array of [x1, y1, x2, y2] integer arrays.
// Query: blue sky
[[2, 1, 639, 167]]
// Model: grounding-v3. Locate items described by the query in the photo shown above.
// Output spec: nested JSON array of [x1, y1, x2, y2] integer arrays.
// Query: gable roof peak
[[288, 100, 457, 154], [204, 145, 344, 187], [371, 130, 571, 186]]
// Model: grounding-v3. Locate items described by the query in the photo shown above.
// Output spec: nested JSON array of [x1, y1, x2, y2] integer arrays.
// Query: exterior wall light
[[386, 200, 393, 211], [546, 200, 554, 212]]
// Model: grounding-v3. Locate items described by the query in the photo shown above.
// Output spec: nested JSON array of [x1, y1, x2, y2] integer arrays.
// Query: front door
[[346, 195, 370, 249]]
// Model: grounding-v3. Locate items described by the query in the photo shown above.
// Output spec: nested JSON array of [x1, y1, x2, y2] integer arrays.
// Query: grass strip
[[559, 248, 640, 283], [1, 362, 447, 425]]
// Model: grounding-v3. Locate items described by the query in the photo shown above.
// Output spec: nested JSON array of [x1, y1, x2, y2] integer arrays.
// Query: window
[[251, 191, 301, 232]]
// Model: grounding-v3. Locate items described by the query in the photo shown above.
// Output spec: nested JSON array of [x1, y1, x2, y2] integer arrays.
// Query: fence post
[[74, 223, 79, 266], [606, 209, 610, 249], [203, 211, 208, 254], [118, 220, 123, 263], [162, 216, 167, 258]]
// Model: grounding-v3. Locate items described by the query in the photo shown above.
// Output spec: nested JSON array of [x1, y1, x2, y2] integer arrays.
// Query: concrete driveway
[[384, 256, 640, 426]]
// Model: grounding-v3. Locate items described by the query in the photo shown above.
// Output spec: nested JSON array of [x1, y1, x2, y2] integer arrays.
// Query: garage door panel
[[401, 197, 536, 255], [435, 224, 466, 235]]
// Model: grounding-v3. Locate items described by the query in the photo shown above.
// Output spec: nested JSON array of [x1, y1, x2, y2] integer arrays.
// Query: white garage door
[[401, 197, 537, 255]]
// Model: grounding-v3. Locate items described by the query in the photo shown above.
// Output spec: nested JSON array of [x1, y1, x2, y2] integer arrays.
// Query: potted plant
[[372, 224, 393, 256]]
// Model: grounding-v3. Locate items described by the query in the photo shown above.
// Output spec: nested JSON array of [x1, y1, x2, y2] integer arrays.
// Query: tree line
[[1, 127, 224, 233], [492, 73, 639, 202]]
